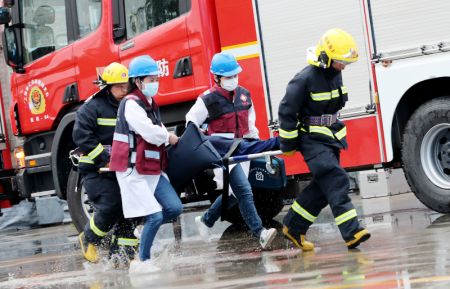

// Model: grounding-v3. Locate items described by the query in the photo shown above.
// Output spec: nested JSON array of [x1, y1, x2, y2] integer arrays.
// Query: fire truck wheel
[[67, 168, 91, 233], [2, 180, 19, 205], [402, 96, 450, 213], [212, 188, 284, 227]]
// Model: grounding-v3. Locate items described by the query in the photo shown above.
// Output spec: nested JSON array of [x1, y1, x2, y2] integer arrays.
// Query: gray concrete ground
[[1, 192, 450, 289]]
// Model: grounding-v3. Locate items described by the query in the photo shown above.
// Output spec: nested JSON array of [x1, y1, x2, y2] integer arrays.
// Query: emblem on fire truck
[[25, 79, 48, 115]]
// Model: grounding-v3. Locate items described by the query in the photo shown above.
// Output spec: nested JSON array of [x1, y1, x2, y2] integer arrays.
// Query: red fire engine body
[[0, 0, 449, 225]]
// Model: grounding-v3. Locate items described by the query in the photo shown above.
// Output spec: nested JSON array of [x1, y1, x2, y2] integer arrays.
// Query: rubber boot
[[346, 229, 371, 249], [79, 232, 99, 263], [282, 226, 315, 251]]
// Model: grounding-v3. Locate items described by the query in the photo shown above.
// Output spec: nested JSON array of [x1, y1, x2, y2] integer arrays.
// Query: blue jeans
[[202, 164, 263, 237], [139, 176, 183, 261]]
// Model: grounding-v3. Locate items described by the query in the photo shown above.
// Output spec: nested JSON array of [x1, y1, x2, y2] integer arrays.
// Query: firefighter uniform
[[279, 28, 370, 250], [73, 63, 137, 263]]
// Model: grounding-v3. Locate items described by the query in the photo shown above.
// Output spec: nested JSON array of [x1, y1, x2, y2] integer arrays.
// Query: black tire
[[67, 168, 91, 232], [216, 188, 284, 227], [402, 97, 450, 213], [3, 180, 20, 205]]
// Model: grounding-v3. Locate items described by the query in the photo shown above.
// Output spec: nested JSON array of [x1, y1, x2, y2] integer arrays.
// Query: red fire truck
[[0, 0, 449, 229], [0, 80, 15, 216]]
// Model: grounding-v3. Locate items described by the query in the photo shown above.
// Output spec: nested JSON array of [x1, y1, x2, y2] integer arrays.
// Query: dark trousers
[[283, 144, 361, 241], [82, 172, 137, 253]]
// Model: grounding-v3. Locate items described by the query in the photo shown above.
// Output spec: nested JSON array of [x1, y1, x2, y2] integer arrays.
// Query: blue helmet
[[128, 55, 160, 78], [210, 52, 242, 77]]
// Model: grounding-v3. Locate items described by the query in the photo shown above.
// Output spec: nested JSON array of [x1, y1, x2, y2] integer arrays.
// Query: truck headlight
[[14, 147, 25, 168]]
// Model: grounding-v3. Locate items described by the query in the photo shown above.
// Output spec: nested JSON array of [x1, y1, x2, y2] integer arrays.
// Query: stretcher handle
[[227, 150, 283, 164], [99, 150, 284, 172]]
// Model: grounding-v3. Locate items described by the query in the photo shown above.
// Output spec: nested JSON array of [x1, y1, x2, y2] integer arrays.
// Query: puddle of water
[[2, 193, 450, 289]]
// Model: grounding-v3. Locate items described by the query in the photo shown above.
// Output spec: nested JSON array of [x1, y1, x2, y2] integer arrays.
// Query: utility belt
[[303, 113, 339, 127]]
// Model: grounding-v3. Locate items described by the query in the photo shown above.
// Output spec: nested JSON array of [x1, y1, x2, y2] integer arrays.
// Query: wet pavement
[[1, 192, 450, 289]]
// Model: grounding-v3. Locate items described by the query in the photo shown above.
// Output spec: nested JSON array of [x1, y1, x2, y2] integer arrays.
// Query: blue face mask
[[142, 82, 159, 97]]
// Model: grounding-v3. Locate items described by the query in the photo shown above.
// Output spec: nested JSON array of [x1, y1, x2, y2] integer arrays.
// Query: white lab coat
[[185, 91, 258, 193], [116, 96, 170, 218]]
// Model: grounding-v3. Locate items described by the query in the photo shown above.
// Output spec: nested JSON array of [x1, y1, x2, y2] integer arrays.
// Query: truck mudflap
[[15, 168, 30, 199]]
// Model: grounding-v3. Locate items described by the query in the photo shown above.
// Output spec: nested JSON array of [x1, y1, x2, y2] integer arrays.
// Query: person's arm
[[185, 97, 208, 127], [278, 73, 307, 152], [73, 104, 109, 167], [244, 104, 259, 139], [124, 100, 168, 146]]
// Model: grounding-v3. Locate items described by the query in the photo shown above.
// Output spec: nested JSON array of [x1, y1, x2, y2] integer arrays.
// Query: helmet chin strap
[[318, 51, 330, 68], [307, 52, 329, 69], [307, 47, 331, 69]]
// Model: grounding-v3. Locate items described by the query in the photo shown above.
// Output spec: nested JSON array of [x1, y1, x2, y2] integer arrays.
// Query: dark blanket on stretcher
[[166, 123, 279, 191]]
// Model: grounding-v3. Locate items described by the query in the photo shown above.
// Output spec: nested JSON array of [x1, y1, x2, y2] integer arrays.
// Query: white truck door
[[369, 0, 450, 162], [255, 0, 373, 121], [369, 0, 450, 54]]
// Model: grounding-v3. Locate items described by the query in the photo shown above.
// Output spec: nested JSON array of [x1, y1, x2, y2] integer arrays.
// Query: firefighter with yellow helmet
[[278, 28, 370, 251], [73, 62, 138, 267]]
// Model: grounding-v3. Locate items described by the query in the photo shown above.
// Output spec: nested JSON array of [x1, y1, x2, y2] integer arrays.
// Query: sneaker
[[129, 259, 161, 274], [133, 225, 144, 239], [346, 229, 371, 249], [259, 228, 277, 249], [152, 246, 174, 271], [79, 232, 99, 263], [195, 216, 210, 241], [282, 226, 314, 252]]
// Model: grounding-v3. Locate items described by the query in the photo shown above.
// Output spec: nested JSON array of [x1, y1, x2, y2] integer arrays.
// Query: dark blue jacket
[[73, 88, 118, 172]]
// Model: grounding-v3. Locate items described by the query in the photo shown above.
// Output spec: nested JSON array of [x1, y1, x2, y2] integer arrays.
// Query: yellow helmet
[[101, 62, 129, 85], [314, 28, 359, 68]]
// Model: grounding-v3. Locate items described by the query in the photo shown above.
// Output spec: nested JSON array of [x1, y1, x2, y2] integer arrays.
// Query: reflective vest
[[110, 90, 167, 175], [201, 86, 252, 138]]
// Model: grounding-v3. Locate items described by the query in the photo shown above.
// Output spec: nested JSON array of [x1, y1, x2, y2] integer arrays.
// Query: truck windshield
[[20, 0, 68, 64]]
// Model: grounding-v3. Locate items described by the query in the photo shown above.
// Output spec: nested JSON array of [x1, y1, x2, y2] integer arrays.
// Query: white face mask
[[142, 82, 159, 97], [220, 76, 238, 91]]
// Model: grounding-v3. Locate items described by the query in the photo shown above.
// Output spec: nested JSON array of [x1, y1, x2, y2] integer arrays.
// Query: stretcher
[[165, 123, 286, 219]]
